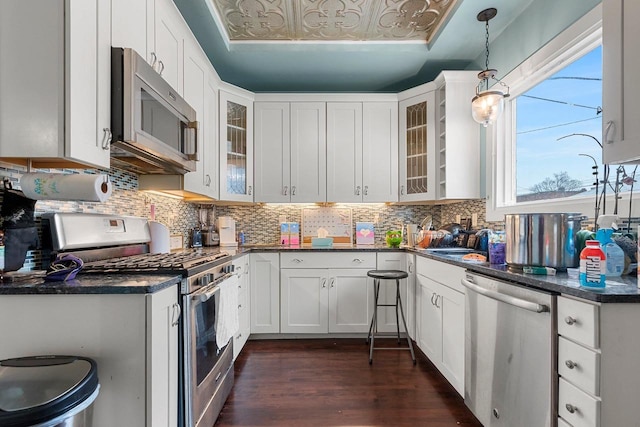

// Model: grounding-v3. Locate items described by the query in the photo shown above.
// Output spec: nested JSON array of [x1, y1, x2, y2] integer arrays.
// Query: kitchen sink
[[418, 247, 488, 263]]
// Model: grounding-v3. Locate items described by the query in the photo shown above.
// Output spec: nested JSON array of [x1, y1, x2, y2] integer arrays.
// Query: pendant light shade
[[472, 8, 509, 127]]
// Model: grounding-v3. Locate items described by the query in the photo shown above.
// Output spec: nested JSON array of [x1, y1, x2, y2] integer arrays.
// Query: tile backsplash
[[0, 162, 488, 270]]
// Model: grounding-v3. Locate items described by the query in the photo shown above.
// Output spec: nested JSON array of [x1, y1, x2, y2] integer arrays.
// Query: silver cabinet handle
[[400, 185, 405, 195], [158, 60, 165, 76], [565, 360, 578, 369], [283, 185, 288, 195], [292, 186, 296, 196], [329, 278, 335, 288], [150, 52, 157, 67], [248, 185, 253, 195], [321, 278, 327, 288], [364, 185, 368, 196], [186, 121, 199, 161], [352, 258, 366, 263], [171, 303, 181, 327], [565, 316, 577, 325], [408, 262, 414, 273], [355, 185, 361, 195], [565, 404, 578, 414], [461, 278, 550, 313], [435, 294, 441, 309], [238, 304, 242, 309], [604, 120, 615, 144], [430, 293, 436, 306], [292, 258, 303, 263], [101, 128, 112, 150], [205, 174, 211, 187]]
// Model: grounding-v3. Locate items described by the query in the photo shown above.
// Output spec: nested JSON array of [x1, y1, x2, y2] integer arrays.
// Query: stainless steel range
[[42, 212, 236, 427]]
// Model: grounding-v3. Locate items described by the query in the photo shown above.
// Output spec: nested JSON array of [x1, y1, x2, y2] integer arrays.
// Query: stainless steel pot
[[505, 213, 588, 269]]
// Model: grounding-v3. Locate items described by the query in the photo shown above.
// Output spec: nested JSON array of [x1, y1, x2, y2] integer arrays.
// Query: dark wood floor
[[215, 338, 482, 427]]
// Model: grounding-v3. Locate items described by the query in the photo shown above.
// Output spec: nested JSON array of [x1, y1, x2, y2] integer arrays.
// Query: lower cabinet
[[0, 284, 180, 427], [233, 254, 251, 360], [556, 295, 640, 427], [280, 252, 376, 334], [250, 252, 280, 334], [375, 252, 415, 337], [416, 257, 465, 396]]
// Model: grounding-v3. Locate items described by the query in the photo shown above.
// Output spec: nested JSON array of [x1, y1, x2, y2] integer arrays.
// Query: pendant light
[[471, 8, 510, 127]]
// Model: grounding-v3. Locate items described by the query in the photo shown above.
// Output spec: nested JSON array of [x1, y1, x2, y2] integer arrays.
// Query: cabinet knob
[[565, 403, 578, 414], [565, 360, 578, 370], [564, 316, 577, 325]]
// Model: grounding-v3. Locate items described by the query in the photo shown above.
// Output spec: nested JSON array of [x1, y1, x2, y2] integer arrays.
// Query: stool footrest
[[375, 304, 398, 307]]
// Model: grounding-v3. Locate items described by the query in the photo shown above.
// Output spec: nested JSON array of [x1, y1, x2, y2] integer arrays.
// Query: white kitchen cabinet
[[112, 0, 186, 94], [433, 71, 481, 199], [398, 71, 480, 202], [0, 0, 111, 170], [556, 295, 640, 427], [250, 252, 279, 333], [0, 285, 180, 427], [280, 252, 375, 334], [220, 90, 254, 202], [233, 254, 251, 360], [327, 102, 398, 202], [416, 257, 465, 396], [602, 0, 640, 163], [254, 102, 327, 203], [181, 39, 218, 199], [398, 91, 436, 201], [375, 252, 414, 337]]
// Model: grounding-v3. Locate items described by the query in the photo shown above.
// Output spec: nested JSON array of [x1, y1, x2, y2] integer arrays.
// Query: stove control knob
[[222, 264, 235, 274]]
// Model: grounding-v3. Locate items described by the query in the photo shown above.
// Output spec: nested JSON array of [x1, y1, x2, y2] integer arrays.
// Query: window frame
[[486, 5, 605, 221]]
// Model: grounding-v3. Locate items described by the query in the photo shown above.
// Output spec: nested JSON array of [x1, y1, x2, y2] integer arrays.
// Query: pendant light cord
[[485, 19, 490, 72]]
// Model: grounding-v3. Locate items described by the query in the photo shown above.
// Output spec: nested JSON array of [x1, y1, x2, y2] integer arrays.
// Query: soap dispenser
[[595, 214, 625, 277]]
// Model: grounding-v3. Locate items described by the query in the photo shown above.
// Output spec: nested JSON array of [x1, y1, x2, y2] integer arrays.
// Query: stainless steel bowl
[[505, 213, 588, 269]]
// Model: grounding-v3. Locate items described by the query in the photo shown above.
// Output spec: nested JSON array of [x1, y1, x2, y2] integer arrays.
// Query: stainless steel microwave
[[111, 47, 198, 174]]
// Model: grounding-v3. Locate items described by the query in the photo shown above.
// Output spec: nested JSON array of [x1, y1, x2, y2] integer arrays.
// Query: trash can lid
[[0, 355, 99, 427]]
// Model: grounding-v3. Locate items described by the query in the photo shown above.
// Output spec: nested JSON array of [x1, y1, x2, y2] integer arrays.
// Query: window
[[486, 6, 616, 221]]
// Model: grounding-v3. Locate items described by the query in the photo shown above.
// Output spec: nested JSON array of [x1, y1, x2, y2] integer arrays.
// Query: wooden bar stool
[[366, 269, 416, 365]]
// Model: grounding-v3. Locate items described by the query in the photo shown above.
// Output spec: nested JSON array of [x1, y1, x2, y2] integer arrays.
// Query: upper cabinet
[[399, 92, 436, 202], [254, 102, 327, 203], [433, 72, 481, 200], [602, 0, 640, 164], [0, 0, 111, 170], [112, 0, 184, 94], [326, 102, 398, 203], [220, 90, 254, 202], [398, 71, 480, 202]]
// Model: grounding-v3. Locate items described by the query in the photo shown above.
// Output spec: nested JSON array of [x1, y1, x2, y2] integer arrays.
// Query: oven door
[[183, 283, 233, 426]]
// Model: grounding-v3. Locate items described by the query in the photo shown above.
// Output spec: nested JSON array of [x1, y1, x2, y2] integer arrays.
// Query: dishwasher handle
[[461, 278, 550, 313]]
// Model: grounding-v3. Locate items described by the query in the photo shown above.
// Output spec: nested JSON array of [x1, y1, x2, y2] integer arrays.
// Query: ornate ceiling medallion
[[209, 0, 458, 43]]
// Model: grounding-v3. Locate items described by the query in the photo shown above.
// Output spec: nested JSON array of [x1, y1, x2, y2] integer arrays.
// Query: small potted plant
[[385, 230, 403, 248]]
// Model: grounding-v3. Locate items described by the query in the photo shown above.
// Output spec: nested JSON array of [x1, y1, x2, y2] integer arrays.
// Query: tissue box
[[356, 222, 375, 245], [312, 237, 333, 247]]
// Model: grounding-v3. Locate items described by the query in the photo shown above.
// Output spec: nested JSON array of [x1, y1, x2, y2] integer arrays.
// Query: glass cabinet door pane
[[226, 101, 247, 195], [405, 101, 428, 194]]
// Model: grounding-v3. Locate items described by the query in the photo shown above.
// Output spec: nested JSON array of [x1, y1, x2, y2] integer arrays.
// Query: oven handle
[[195, 283, 220, 303], [461, 278, 549, 313]]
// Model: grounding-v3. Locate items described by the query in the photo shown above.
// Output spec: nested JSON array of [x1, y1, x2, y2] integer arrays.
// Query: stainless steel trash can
[[0, 355, 100, 427]]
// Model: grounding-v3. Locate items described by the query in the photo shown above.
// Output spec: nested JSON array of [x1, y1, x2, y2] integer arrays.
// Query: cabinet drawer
[[558, 336, 600, 396], [415, 256, 465, 293], [558, 296, 599, 348], [280, 252, 376, 269], [558, 416, 572, 427], [559, 378, 600, 427]]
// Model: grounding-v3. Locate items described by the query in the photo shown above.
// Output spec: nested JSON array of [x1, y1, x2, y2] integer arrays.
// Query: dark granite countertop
[[0, 273, 181, 295]]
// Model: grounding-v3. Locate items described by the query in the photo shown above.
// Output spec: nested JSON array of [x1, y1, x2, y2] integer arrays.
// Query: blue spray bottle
[[595, 215, 625, 277]]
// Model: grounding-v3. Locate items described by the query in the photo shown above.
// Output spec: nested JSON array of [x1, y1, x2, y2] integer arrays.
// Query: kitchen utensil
[[420, 215, 433, 231], [505, 213, 588, 269]]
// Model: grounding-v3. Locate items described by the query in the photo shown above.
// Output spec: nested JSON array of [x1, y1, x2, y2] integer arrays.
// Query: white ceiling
[[172, 0, 539, 92]]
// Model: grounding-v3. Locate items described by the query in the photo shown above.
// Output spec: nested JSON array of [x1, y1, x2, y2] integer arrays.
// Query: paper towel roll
[[20, 173, 112, 202], [149, 221, 170, 254]]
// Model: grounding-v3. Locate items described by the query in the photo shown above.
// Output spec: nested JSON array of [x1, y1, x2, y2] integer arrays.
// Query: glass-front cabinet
[[219, 90, 254, 202], [399, 92, 436, 202]]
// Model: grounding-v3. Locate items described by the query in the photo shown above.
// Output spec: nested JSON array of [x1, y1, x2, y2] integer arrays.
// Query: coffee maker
[[198, 206, 219, 246], [217, 216, 237, 248]]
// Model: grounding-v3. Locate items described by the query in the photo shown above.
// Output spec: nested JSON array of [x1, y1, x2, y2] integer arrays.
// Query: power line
[[548, 76, 602, 81], [516, 116, 601, 135], [520, 94, 602, 113]]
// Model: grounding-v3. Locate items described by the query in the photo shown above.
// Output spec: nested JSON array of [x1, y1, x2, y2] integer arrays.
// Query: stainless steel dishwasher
[[461, 272, 556, 427]]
